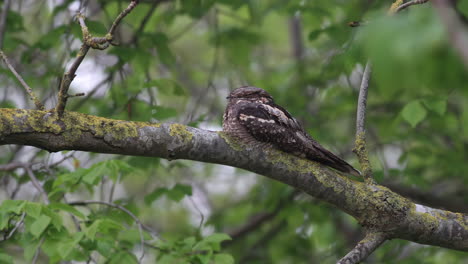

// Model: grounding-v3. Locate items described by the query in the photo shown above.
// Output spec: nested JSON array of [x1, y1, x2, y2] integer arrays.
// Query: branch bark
[[353, 61, 373, 183], [1, 108, 468, 255], [337, 232, 386, 264]]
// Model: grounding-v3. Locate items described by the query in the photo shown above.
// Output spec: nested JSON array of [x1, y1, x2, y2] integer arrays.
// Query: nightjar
[[223, 86, 360, 176]]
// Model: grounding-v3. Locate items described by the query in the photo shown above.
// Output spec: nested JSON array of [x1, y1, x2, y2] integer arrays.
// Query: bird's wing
[[237, 103, 361, 176], [237, 103, 302, 144]]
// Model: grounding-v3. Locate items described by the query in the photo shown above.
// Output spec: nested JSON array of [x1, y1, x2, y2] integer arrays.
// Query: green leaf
[[151, 33, 176, 65], [23, 239, 41, 261], [0, 200, 26, 214], [145, 78, 186, 96], [30, 215, 51, 238], [0, 253, 14, 264], [202, 233, 231, 244], [213, 253, 235, 264], [86, 20, 108, 35], [423, 97, 447, 116], [53, 170, 83, 188], [108, 251, 138, 264], [145, 184, 192, 204], [48, 203, 86, 220], [144, 187, 168, 205], [6, 10, 25, 32], [25, 202, 42, 219], [401, 100, 427, 127], [194, 233, 231, 252], [82, 162, 108, 185], [458, 0, 468, 18], [36, 25, 67, 49], [57, 232, 84, 259], [159, 254, 180, 264], [85, 219, 124, 240], [96, 239, 115, 258], [153, 106, 178, 120], [109, 46, 136, 61], [166, 184, 192, 202]]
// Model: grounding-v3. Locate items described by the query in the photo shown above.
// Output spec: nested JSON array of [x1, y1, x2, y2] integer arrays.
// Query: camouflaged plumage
[[223, 86, 360, 177]]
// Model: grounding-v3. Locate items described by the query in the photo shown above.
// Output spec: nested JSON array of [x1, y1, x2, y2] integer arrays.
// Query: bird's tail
[[306, 143, 361, 177]]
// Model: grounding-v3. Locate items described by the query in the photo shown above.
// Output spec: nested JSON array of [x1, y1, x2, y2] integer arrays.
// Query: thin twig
[[32, 237, 45, 264], [355, 61, 371, 137], [68, 200, 161, 263], [396, 0, 430, 13], [55, 0, 140, 116], [107, 0, 139, 40], [1, 212, 26, 241], [0, 162, 28, 171], [189, 197, 205, 231], [337, 232, 387, 264], [108, 173, 121, 203], [0, 51, 44, 110], [25, 166, 50, 204], [46, 151, 76, 168], [0, 0, 11, 49]]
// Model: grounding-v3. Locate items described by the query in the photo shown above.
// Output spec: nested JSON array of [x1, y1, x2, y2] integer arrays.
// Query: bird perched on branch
[[223, 86, 360, 177]]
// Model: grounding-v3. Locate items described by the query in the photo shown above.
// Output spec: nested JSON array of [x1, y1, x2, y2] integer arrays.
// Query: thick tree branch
[[337, 232, 387, 264], [1, 108, 468, 256]]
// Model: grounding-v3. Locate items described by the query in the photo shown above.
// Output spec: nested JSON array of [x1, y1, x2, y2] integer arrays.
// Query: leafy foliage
[[1, 0, 468, 263]]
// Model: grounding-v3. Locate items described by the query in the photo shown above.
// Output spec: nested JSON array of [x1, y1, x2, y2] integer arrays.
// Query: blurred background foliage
[[1, 0, 468, 263]]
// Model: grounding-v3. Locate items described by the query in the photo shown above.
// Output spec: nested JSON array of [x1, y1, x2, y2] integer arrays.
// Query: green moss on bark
[[169, 124, 193, 143]]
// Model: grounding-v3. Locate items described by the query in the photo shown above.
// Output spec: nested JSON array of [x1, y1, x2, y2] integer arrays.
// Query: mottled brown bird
[[223, 86, 360, 177]]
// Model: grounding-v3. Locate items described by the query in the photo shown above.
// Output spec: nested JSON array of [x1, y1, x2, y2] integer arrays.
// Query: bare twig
[[0, 51, 44, 110], [0, 162, 28, 171], [0, 212, 26, 241], [189, 196, 205, 231], [432, 0, 468, 69], [353, 61, 374, 183], [107, 0, 139, 41], [32, 237, 45, 264], [0, 0, 11, 49], [55, 1, 140, 116], [389, 0, 404, 14], [108, 173, 121, 203], [68, 200, 160, 263], [25, 166, 50, 204], [337, 232, 387, 264], [396, 0, 430, 13]]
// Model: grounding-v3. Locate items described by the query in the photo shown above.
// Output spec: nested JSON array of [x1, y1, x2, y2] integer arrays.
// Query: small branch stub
[[353, 61, 374, 184], [337, 232, 387, 264]]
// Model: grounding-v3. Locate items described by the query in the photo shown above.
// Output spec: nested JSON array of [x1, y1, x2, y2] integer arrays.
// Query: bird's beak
[[226, 96, 231, 99]]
